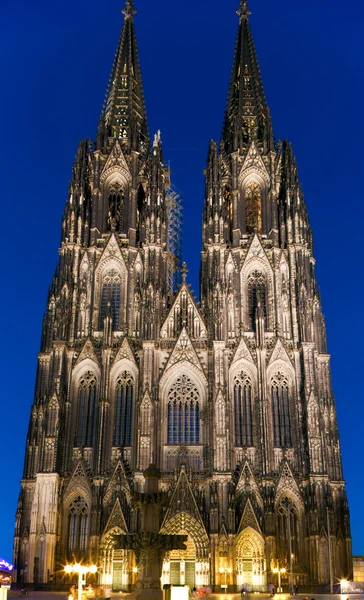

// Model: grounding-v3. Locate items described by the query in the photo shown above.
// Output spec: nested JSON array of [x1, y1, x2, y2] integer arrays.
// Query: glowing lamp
[[64, 565, 73, 574]]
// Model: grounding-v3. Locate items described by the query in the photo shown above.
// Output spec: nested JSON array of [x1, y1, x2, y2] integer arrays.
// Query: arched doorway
[[236, 527, 266, 591], [161, 513, 210, 587], [100, 527, 136, 592]]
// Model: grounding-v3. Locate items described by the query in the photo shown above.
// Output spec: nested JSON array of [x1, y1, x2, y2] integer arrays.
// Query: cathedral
[[13, 0, 352, 592]]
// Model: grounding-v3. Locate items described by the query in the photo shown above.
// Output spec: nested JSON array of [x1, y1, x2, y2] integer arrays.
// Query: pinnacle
[[237, 0, 251, 20], [122, 0, 136, 18]]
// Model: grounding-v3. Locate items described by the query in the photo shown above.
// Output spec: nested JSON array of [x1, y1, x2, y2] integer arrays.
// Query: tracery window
[[113, 371, 134, 447], [75, 371, 98, 448], [46, 401, 58, 436], [234, 372, 253, 447], [245, 182, 262, 233], [248, 270, 267, 329], [100, 269, 121, 329], [108, 188, 125, 231], [68, 496, 89, 553], [271, 373, 292, 448], [276, 497, 299, 562], [167, 375, 200, 445]]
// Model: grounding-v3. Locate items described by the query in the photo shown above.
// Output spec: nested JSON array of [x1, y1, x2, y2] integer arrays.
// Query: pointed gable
[[243, 234, 271, 267], [104, 460, 132, 506], [267, 338, 293, 368], [162, 328, 207, 381], [112, 337, 138, 368], [231, 337, 255, 366], [64, 460, 91, 504], [100, 140, 131, 186], [103, 497, 128, 535], [160, 285, 207, 340], [239, 140, 270, 186], [75, 339, 99, 368], [276, 461, 301, 499], [95, 234, 128, 283], [237, 498, 262, 535], [161, 466, 205, 530], [236, 461, 263, 508]]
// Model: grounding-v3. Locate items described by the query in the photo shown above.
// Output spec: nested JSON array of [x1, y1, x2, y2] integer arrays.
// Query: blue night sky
[[1, 0, 364, 563]]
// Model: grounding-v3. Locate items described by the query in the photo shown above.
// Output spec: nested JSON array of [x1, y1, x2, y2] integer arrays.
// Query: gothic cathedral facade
[[13, 0, 352, 591]]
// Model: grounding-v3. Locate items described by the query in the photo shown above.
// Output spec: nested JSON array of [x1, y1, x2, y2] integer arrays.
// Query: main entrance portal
[[236, 527, 266, 591], [162, 536, 196, 587]]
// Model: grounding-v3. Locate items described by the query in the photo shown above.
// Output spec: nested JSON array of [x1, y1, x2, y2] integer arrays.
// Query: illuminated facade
[[13, 0, 352, 591]]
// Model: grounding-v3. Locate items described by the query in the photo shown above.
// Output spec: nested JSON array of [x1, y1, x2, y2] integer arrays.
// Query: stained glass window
[[246, 182, 262, 233], [234, 372, 253, 446], [167, 375, 200, 445], [272, 373, 292, 447], [113, 371, 134, 447], [100, 269, 121, 329], [75, 371, 97, 447]]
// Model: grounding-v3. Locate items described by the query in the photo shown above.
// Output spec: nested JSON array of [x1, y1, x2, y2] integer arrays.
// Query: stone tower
[[13, 0, 352, 592]]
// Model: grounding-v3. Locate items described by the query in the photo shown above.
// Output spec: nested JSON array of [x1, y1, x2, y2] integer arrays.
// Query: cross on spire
[[122, 0, 136, 18], [237, 0, 251, 20]]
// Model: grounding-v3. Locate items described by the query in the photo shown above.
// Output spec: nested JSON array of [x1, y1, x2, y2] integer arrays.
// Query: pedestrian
[[191, 588, 198, 600], [104, 585, 112, 600], [68, 584, 76, 600], [295, 585, 299, 596]]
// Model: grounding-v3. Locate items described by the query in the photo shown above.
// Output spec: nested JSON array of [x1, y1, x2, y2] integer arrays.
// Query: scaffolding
[[166, 184, 184, 293]]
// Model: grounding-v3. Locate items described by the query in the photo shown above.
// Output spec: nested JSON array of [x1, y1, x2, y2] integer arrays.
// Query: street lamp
[[64, 563, 98, 600], [219, 567, 232, 593], [340, 579, 348, 595], [273, 566, 286, 593]]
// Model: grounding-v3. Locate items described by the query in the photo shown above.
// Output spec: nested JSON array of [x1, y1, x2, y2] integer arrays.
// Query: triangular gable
[[103, 461, 132, 505], [103, 497, 128, 535], [75, 339, 99, 367], [243, 234, 271, 266], [163, 328, 206, 379], [64, 460, 91, 503], [160, 285, 207, 340], [237, 498, 262, 535], [231, 337, 255, 366], [239, 140, 270, 185], [268, 338, 293, 368], [161, 466, 205, 530], [219, 522, 228, 540], [100, 140, 131, 184], [112, 337, 138, 368], [95, 234, 128, 280], [236, 461, 263, 507], [276, 461, 300, 498]]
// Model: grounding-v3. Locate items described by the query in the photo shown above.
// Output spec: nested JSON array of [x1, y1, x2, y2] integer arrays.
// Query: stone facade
[[13, 0, 352, 592]]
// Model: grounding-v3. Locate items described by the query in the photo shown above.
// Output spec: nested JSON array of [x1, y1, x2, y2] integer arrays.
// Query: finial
[[122, 0, 136, 18], [237, 0, 251, 20], [181, 262, 188, 285]]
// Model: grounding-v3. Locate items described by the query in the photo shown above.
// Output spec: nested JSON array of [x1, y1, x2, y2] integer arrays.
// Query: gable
[[161, 466, 205, 530], [100, 140, 131, 185], [160, 285, 207, 340], [75, 339, 100, 368], [237, 498, 262, 535], [161, 328, 207, 381], [112, 337, 138, 369], [239, 140, 270, 186]]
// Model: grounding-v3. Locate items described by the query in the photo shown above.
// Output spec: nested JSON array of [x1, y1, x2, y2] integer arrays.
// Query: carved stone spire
[[98, 0, 149, 153], [222, 0, 273, 154]]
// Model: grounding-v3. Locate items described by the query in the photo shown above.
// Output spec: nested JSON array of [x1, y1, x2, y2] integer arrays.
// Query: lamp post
[[64, 563, 98, 600], [219, 567, 232, 593], [273, 566, 286, 593]]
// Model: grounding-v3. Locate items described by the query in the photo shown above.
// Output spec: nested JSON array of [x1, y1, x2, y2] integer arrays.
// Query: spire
[[222, 1, 273, 154], [98, 1, 149, 153]]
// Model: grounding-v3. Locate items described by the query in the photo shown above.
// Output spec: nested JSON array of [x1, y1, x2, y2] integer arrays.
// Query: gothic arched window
[[248, 270, 267, 329], [108, 187, 125, 231], [276, 497, 300, 563], [75, 371, 98, 448], [100, 269, 121, 329], [271, 373, 292, 448], [234, 372, 253, 447], [167, 375, 200, 445], [245, 182, 262, 233], [68, 496, 89, 553], [46, 401, 58, 436], [113, 371, 134, 447]]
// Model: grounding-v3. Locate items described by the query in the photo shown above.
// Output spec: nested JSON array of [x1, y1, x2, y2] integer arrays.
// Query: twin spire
[[99, 0, 273, 157]]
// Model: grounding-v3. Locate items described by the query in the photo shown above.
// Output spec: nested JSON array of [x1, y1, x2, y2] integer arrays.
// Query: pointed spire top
[[181, 262, 188, 285], [237, 0, 251, 20], [122, 0, 136, 19]]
